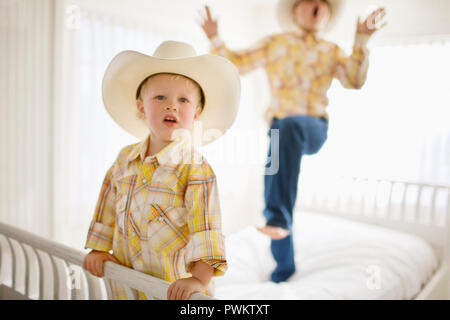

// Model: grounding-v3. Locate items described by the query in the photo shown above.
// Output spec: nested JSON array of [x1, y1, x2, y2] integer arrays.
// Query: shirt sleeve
[[333, 32, 371, 89], [84, 165, 117, 252], [209, 34, 271, 75], [183, 161, 227, 276]]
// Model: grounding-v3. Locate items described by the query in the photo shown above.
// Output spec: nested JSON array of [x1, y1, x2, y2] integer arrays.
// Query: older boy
[[83, 41, 240, 299], [201, 0, 386, 282]]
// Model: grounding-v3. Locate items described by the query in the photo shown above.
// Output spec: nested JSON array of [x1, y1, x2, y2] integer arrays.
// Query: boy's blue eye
[[155, 95, 165, 100], [179, 98, 188, 103]]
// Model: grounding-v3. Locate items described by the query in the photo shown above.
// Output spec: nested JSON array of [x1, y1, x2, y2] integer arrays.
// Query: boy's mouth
[[163, 115, 178, 126], [313, 5, 319, 17]]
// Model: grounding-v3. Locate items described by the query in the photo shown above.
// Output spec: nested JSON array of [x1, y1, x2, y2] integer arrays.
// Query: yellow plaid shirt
[[210, 31, 370, 122], [85, 135, 227, 299]]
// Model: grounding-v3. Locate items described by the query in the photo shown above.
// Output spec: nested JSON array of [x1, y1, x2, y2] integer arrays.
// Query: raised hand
[[357, 7, 387, 36], [200, 5, 218, 39]]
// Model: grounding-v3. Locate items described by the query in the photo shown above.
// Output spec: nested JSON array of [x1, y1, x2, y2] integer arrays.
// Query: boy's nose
[[165, 104, 178, 111]]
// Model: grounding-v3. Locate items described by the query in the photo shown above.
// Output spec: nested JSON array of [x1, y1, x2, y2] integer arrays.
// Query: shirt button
[[132, 232, 136, 237], [158, 217, 164, 222], [142, 178, 147, 183]]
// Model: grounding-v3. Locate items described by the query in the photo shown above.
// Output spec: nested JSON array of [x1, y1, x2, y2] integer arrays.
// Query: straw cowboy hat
[[277, 0, 344, 32], [102, 41, 241, 144]]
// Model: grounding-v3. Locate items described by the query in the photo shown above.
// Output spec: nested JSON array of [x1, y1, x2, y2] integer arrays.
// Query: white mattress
[[214, 211, 439, 300]]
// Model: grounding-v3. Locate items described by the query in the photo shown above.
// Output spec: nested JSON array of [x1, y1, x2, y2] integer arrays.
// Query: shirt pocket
[[145, 203, 189, 254]]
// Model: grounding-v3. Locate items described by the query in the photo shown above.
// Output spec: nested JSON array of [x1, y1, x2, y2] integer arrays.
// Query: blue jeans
[[264, 115, 328, 282]]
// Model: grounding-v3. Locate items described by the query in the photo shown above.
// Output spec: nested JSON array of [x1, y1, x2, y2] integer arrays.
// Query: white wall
[[325, 0, 450, 47], [52, 0, 450, 47]]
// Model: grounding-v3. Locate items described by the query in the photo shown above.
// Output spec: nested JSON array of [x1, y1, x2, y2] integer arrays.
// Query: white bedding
[[214, 211, 439, 300]]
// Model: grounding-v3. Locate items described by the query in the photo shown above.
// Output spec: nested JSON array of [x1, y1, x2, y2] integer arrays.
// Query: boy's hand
[[167, 276, 206, 300], [357, 7, 387, 36], [82, 249, 121, 278], [167, 260, 214, 300], [200, 5, 218, 39]]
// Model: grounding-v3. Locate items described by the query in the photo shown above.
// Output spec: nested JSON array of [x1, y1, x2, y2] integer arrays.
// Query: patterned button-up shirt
[[85, 135, 227, 298], [210, 31, 370, 122]]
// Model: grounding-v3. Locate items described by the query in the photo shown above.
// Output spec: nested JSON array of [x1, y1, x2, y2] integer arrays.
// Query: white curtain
[[52, 1, 168, 248], [0, 0, 54, 237]]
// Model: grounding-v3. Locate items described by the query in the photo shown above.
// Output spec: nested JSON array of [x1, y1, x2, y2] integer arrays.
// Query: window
[[301, 40, 450, 186]]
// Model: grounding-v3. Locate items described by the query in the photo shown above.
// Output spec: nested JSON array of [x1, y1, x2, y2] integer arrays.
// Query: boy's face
[[137, 73, 203, 144], [292, 0, 331, 33]]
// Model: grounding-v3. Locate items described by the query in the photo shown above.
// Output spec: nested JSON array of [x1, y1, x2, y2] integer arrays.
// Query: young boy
[[201, 0, 386, 283], [82, 41, 240, 300]]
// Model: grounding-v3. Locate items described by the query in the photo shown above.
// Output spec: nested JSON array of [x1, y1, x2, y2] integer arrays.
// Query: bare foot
[[257, 226, 290, 240]]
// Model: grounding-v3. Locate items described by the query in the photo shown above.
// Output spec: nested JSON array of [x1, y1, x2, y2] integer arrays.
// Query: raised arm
[[334, 8, 386, 89], [200, 5, 270, 75]]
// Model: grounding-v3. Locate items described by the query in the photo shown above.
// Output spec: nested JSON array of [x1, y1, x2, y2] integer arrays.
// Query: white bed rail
[[297, 176, 450, 300], [0, 221, 212, 300], [297, 176, 450, 299], [298, 176, 450, 250]]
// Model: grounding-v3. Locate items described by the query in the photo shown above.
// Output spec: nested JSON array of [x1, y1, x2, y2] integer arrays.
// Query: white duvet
[[214, 211, 439, 300]]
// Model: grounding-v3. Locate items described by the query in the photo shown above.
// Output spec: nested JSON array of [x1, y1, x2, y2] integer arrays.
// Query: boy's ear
[[194, 105, 202, 120], [137, 98, 145, 112], [136, 99, 146, 119]]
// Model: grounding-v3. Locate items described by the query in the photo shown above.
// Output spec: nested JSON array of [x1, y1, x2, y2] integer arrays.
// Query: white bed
[[0, 177, 449, 300], [215, 211, 439, 300]]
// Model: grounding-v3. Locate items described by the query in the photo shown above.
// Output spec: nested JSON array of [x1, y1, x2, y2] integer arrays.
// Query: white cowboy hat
[[102, 41, 241, 145], [277, 0, 344, 32]]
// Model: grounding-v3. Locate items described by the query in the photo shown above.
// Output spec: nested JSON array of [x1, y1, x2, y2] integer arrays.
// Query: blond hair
[[136, 73, 205, 110]]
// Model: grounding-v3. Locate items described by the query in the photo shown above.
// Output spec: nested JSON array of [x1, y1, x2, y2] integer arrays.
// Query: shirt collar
[[292, 29, 319, 44], [126, 136, 148, 163], [127, 135, 195, 166]]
